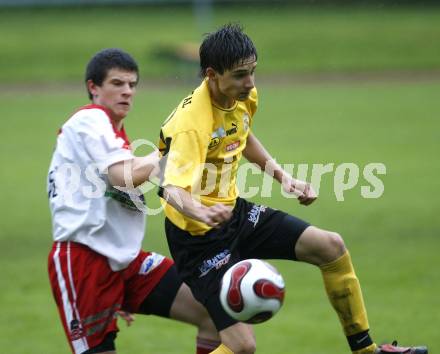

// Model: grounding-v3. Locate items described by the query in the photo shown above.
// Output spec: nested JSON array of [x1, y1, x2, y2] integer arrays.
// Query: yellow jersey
[[159, 79, 258, 235]]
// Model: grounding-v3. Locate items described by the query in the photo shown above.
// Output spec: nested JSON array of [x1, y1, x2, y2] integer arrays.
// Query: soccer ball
[[219, 259, 285, 324]]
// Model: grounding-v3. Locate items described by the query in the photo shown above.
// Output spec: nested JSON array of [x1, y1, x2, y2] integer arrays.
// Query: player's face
[[210, 56, 257, 108], [88, 68, 138, 123]]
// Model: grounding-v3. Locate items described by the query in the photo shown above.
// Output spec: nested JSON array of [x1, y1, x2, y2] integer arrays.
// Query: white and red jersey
[[47, 104, 145, 271]]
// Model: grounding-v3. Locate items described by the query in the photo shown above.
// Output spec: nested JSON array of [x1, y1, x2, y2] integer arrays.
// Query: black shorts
[[137, 264, 183, 317], [165, 197, 310, 331]]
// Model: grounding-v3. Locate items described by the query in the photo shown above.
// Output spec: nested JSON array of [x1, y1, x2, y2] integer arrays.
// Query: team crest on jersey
[[242, 113, 250, 132], [226, 140, 240, 152], [209, 127, 226, 150], [209, 137, 220, 149], [139, 252, 165, 275]]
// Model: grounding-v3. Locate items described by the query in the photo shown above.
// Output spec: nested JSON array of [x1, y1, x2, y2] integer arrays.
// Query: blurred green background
[[0, 2, 439, 353]]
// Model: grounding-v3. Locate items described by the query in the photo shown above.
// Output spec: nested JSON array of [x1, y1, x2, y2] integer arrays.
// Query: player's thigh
[[136, 264, 216, 331], [132, 255, 179, 318], [164, 217, 240, 332], [169, 281, 207, 325], [136, 263, 219, 339], [169, 281, 219, 339], [133, 259, 206, 324]]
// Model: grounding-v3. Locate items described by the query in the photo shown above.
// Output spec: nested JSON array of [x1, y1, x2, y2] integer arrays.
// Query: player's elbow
[[108, 160, 139, 188]]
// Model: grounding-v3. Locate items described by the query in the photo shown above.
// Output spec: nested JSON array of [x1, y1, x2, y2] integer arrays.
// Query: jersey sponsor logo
[[242, 113, 250, 132], [139, 252, 165, 275], [226, 122, 237, 136], [226, 140, 240, 152], [199, 249, 231, 277], [247, 205, 267, 227]]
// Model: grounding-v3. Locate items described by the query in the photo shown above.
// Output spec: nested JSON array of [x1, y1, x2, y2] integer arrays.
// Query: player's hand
[[282, 178, 317, 206], [200, 203, 233, 227], [116, 310, 135, 327]]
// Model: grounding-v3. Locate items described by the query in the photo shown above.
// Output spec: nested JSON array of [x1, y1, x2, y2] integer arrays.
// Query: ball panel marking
[[253, 279, 285, 302], [227, 261, 251, 312]]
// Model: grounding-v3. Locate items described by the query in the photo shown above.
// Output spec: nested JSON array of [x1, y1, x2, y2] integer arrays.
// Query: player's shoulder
[[165, 93, 209, 131], [244, 87, 258, 116], [65, 105, 111, 131]]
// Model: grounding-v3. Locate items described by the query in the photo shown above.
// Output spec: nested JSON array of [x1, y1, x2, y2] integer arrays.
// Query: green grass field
[[0, 4, 439, 354], [1, 80, 439, 353]]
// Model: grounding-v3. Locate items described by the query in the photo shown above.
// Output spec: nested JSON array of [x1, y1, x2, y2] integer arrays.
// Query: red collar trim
[[77, 104, 131, 149]]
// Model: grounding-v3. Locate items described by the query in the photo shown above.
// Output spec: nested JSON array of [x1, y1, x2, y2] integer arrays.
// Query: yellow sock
[[353, 343, 377, 354], [209, 343, 234, 354], [320, 251, 370, 336]]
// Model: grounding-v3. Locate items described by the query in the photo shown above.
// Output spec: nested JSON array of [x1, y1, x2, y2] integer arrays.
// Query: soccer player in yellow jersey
[[158, 25, 427, 354]]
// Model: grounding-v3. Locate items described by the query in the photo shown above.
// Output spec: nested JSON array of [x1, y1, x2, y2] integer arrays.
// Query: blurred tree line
[[0, 0, 438, 8]]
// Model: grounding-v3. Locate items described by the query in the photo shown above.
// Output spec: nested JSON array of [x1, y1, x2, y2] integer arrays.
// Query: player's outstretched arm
[[243, 133, 317, 206], [163, 185, 233, 227], [108, 151, 161, 188]]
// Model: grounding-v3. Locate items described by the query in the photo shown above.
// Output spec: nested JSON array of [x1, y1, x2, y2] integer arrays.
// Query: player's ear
[[206, 67, 217, 81], [87, 79, 99, 98]]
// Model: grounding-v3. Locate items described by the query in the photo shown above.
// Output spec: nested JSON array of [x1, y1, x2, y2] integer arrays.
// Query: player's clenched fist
[[282, 177, 317, 206], [200, 204, 233, 227]]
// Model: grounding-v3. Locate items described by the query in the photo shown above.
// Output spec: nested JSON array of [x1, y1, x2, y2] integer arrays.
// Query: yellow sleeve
[[247, 88, 258, 117], [162, 130, 207, 190], [246, 88, 258, 130]]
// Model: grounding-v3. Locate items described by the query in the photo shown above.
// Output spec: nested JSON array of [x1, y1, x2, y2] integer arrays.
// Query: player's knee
[[222, 329, 256, 354], [308, 229, 346, 265], [323, 231, 346, 261], [233, 337, 256, 354]]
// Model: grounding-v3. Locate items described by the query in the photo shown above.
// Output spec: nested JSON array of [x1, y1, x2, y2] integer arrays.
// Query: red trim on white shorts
[[48, 241, 174, 353], [52, 242, 89, 353]]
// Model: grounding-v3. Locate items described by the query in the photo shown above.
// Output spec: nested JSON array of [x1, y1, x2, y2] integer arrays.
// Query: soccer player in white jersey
[[47, 48, 220, 354], [158, 25, 428, 354]]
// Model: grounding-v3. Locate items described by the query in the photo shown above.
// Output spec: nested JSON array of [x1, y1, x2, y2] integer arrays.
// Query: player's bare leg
[[169, 283, 221, 352], [294, 226, 346, 265], [211, 322, 255, 354]]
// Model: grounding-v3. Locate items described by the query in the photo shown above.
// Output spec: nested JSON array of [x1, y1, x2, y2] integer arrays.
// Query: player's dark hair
[[199, 24, 257, 77], [85, 48, 139, 100]]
